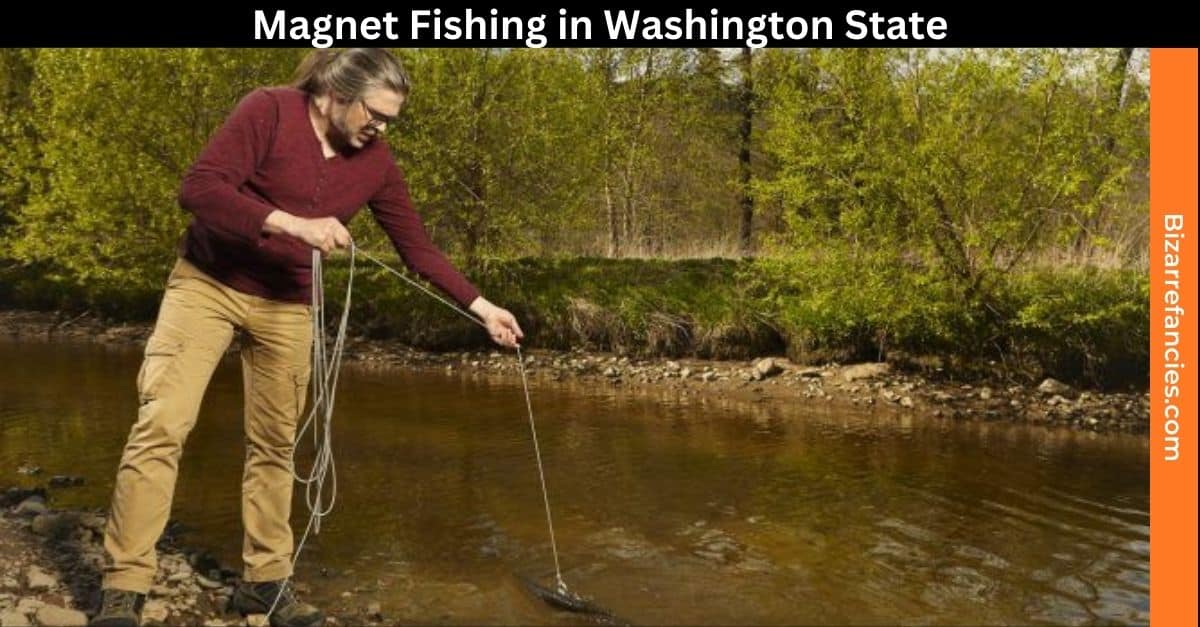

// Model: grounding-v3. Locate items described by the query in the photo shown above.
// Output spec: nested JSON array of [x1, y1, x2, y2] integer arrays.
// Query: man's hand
[[469, 297, 524, 349], [265, 211, 351, 255]]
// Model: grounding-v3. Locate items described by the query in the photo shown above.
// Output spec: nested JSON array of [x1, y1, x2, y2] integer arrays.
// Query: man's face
[[329, 87, 404, 152]]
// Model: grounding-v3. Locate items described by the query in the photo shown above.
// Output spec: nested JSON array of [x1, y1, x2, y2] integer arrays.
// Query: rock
[[842, 363, 891, 382], [187, 552, 220, 575], [1, 488, 45, 508], [13, 497, 47, 517], [141, 599, 169, 623], [0, 610, 31, 627], [1, 578, 18, 591], [979, 387, 992, 400], [700, 371, 716, 382], [24, 566, 56, 591], [168, 559, 193, 577], [14, 599, 42, 615], [679, 368, 691, 380], [246, 615, 269, 627], [665, 361, 680, 372], [899, 396, 914, 408], [75, 528, 94, 544], [749, 369, 763, 382], [203, 620, 227, 627], [34, 605, 88, 627], [602, 367, 619, 378], [366, 601, 382, 619], [32, 513, 76, 538], [195, 575, 224, 590], [167, 572, 191, 584], [1037, 378, 1073, 396], [796, 367, 823, 378], [753, 358, 784, 378], [29, 513, 57, 536], [149, 585, 172, 598], [79, 514, 107, 532], [16, 465, 40, 476], [47, 476, 85, 488]]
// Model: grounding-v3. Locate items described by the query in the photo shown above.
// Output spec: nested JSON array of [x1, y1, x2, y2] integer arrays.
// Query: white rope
[[265, 246, 353, 619], [265, 241, 568, 620], [355, 245, 569, 593]]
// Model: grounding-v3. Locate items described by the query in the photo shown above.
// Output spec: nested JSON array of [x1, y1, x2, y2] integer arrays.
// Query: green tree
[[9, 49, 299, 292], [389, 48, 597, 266], [758, 48, 1148, 295], [0, 49, 41, 238]]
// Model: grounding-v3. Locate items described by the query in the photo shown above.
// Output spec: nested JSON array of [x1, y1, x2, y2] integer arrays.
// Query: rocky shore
[[1, 309, 1150, 436], [1, 486, 393, 627], [1, 488, 220, 626]]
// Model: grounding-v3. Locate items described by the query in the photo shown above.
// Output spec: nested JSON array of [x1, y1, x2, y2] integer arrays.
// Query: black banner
[[1, 5, 1196, 47]]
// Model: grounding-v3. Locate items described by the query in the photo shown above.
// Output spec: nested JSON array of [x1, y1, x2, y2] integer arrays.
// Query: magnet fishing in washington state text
[[254, 8, 950, 49]]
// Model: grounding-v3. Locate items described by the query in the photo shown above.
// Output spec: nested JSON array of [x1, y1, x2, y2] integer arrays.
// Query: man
[[90, 48, 524, 627]]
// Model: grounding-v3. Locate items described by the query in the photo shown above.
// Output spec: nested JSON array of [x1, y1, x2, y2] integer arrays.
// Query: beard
[[325, 110, 378, 154]]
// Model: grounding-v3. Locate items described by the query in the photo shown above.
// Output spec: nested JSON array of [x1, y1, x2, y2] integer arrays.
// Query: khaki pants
[[102, 257, 313, 593]]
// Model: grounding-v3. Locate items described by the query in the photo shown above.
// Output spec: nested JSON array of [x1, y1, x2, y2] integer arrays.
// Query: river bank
[[1, 309, 1149, 435], [1, 486, 400, 626]]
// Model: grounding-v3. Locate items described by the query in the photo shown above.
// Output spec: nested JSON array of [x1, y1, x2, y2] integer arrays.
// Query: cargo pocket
[[292, 367, 312, 421], [137, 335, 184, 404]]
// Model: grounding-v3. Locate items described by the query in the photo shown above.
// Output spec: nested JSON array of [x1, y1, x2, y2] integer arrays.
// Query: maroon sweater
[[176, 86, 481, 307]]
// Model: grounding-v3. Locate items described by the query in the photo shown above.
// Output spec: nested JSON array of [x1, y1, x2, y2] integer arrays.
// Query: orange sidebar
[[1150, 47, 1198, 627]]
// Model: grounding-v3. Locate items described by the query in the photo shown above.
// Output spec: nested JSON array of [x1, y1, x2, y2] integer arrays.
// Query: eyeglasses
[[359, 100, 397, 129]]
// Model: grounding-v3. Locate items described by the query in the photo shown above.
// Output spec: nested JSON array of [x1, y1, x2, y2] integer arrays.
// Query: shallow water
[[0, 339, 1150, 625]]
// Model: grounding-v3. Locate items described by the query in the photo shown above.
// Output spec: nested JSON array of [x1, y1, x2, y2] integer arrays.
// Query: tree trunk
[[605, 179, 618, 257], [1112, 48, 1135, 112], [737, 48, 754, 257], [600, 51, 621, 258], [463, 50, 493, 269]]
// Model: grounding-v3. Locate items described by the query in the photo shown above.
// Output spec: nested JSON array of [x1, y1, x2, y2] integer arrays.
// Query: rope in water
[[354, 246, 567, 594], [268, 241, 568, 620]]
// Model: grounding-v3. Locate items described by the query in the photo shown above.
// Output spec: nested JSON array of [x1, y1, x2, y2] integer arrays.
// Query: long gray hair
[[291, 48, 410, 100]]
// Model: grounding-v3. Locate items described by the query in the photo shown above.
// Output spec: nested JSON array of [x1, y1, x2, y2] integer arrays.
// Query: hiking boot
[[89, 589, 146, 627], [230, 579, 324, 627]]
